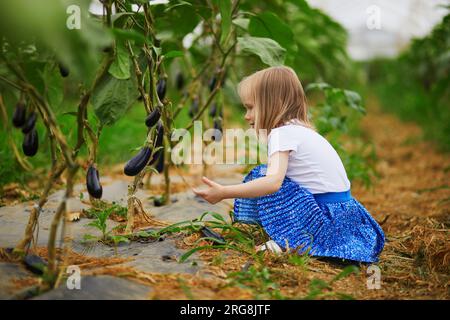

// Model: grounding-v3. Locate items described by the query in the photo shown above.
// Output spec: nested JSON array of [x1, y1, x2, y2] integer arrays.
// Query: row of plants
[[367, 12, 450, 152], [0, 0, 374, 289]]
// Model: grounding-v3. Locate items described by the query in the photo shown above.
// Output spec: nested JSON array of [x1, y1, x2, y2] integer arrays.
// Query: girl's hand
[[192, 176, 225, 204]]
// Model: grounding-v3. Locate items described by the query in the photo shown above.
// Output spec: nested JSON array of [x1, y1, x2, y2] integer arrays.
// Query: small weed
[[226, 266, 285, 299], [211, 253, 225, 266], [83, 201, 128, 220], [83, 204, 129, 246], [288, 253, 311, 269], [303, 265, 359, 300]]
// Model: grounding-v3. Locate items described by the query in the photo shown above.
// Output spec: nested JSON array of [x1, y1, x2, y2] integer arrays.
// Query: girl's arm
[[192, 151, 289, 204]]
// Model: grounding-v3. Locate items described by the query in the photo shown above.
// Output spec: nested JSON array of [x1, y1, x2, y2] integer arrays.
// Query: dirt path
[[348, 97, 450, 299]]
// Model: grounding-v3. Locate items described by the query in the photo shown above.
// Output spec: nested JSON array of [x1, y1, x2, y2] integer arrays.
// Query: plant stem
[[47, 165, 78, 280]]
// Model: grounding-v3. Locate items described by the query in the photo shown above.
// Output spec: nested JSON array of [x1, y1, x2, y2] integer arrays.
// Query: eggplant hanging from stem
[[208, 76, 217, 92], [188, 98, 199, 118], [22, 128, 39, 157], [21, 112, 37, 134], [58, 63, 69, 77], [155, 150, 165, 174], [156, 79, 167, 101], [145, 108, 161, 128], [86, 165, 103, 199], [175, 72, 184, 90], [155, 121, 164, 147], [212, 118, 223, 142], [12, 102, 26, 128], [209, 102, 218, 117], [124, 146, 152, 176]]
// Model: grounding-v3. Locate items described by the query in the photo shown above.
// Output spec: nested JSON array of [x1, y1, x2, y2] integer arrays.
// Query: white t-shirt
[[267, 120, 351, 194]]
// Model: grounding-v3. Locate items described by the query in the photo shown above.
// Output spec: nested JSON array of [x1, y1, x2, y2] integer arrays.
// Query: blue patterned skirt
[[233, 165, 385, 263]]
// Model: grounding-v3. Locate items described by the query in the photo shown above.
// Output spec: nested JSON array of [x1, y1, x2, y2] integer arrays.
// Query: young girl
[[193, 66, 385, 263]]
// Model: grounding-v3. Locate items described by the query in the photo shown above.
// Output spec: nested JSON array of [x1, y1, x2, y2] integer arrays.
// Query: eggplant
[[86, 165, 103, 199], [175, 72, 184, 90], [188, 98, 199, 118], [212, 118, 222, 141], [149, 149, 162, 166], [22, 128, 39, 156], [209, 102, 217, 117], [21, 112, 37, 134], [208, 76, 217, 92], [156, 79, 167, 101], [12, 102, 26, 128], [145, 108, 161, 128], [155, 121, 164, 147], [154, 196, 165, 207], [58, 63, 69, 77], [23, 254, 48, 275], [155, 150, 164, 173], [124, 146, 152, 176], [102, 45, 113, 53], [200, 226, 225, 244]]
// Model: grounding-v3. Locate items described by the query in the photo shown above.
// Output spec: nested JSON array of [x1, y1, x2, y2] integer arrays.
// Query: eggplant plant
[[0, 0, 372, 290]]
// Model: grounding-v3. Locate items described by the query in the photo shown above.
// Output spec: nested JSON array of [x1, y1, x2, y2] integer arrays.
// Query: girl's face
[[243, 102, 255, 128]]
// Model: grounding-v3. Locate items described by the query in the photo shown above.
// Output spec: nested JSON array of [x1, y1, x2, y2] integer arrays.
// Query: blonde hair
[[237, 66, 312, 134]]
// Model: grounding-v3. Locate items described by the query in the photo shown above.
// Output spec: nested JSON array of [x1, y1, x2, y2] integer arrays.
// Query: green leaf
[[198, 211, 226, 222], [344, 90, 365, 114], [154, 2, 201, 37], [163, 50, 184, 60], [232, 18, 250, 30], [111, 28, 147, 44], [305, 82, 331, 92], [249, 12, 293, 51], [180, 245, 224, 263], [210, 212, 226, 222], [108, 42, 131, 80], [87, 221, 101, 229], [83, 234, 98, 241], [135, 231, 152, 238], [237, 36, 286, 66], [23, 61, 46, 93], [219, 0, 232, 46], [153, 46, 162, 56], [91, 74, 139, 126], [109, 235, 130, 244], [112, 12, 137, 26], [131, 0, 150, 4], [44, 64, 64, 108], [332, 265, 359, 282], [164, 1, 192, 12], [0, 0, 111, 80]]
